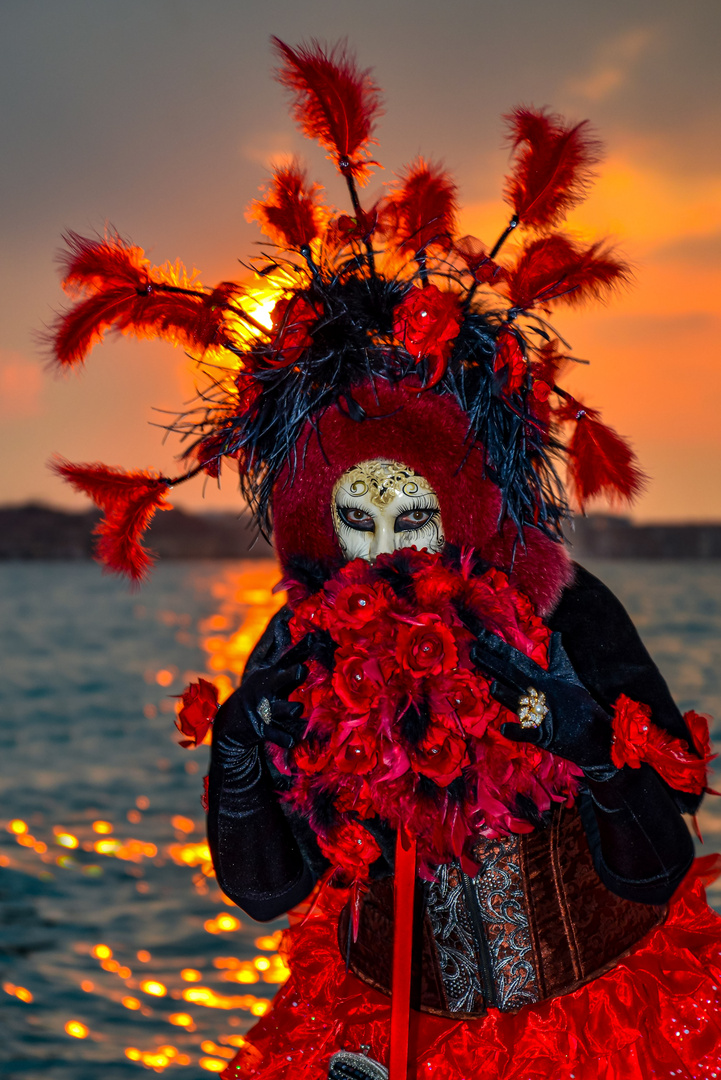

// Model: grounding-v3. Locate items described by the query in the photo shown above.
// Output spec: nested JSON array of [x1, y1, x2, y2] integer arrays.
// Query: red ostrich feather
[[50, 233, 237, 367], [386, 158, 458, 255], [272, 37, 383, 182], [554, 399, 646, 508], [506, 233, 630, 310], [51, 458, 171, 582], [247, 159, 326, 249], [503, 107, 603, 229]]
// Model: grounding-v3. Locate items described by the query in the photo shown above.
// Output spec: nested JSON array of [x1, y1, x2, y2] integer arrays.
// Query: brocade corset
[[338, 804, 666, 1018]]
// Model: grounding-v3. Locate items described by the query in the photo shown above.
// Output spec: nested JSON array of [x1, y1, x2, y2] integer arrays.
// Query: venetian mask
[[331, 459, 445, 561]]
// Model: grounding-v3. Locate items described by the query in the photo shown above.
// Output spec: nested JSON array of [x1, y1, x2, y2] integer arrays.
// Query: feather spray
[[386, 159, 458, 256], [272, 37, 383, 183], [247, 160, 326, 249], [50, 233, 239, 367], [506, 233, 630, 311], [503, 107, 603, 230], [50, 458, 171, 581], [555, 399, 646, 507]]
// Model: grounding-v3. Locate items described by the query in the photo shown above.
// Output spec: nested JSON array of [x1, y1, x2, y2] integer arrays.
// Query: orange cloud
[[0, 351, 45, 419], [565, 26, 659, 103]]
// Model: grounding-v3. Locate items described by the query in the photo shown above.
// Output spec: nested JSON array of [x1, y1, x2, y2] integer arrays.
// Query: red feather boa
[[271, 549, 581, 881]]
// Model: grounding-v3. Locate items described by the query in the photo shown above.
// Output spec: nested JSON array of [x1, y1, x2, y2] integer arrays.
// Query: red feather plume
[[386, 159, 458, 256], [50, 233, 237, 367], [272, 37, 383, 182], [247, 160, 325, 249], [554, 399, 646, 508], [51, 458, 171, 582], [503, 107, 603, 229], [506, 233, 630, 310]]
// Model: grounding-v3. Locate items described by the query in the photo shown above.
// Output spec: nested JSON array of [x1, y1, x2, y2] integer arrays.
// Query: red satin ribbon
[[389, 825, 417, 1080]]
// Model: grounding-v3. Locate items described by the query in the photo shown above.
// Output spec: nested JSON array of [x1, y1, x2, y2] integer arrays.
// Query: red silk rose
[[611, 695, 652, 769], [611, 694, 713, 794], [330, 728, 379, 775], [494, 326, 527, 395], [317, 820, 382, 879], [393, 284, 461, 387], [396, 615, 458, 678], [268, 295, 323, 366], [408, 719, 468, 787], [332, 649, 384, 714], [176, 678, 219, 748]]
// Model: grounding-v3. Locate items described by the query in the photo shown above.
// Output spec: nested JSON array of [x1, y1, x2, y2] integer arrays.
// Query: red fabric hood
[[272, 383, 572, 615]]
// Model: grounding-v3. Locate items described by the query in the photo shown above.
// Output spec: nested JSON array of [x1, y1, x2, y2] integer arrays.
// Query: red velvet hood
[[272, 383, 573, 616]]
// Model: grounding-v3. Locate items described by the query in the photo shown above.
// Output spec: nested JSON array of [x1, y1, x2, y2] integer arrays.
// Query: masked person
[[50, 38, 721, 1080]]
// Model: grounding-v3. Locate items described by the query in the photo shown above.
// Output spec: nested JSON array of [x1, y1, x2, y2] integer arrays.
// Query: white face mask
[[331, 459, 445, 562]]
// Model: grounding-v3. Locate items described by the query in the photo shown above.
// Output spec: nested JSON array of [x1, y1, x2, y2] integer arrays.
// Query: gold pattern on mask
[[332, 460, 420, 515]]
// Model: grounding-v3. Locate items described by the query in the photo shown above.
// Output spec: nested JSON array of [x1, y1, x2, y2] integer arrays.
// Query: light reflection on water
[[1, 557, 721, 1077]]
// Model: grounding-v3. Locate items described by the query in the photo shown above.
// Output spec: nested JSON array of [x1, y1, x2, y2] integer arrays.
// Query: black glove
[[468, 623, 616, 780], [207, 634, 315, 921], [467, 620, 695, 902], [213, 634, 312, 755]]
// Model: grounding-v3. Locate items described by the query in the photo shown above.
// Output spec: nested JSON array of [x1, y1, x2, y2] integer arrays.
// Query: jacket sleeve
[[549, 562, 699, 903], [206, 607, 317, 922]]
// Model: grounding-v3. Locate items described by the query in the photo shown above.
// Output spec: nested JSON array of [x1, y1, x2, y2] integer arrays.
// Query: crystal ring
[[517, 687, 548, 729], [257, 697, 273, 725]]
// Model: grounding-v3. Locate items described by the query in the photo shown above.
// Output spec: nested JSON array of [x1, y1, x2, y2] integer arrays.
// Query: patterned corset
[[337, 804, 666, 1018]]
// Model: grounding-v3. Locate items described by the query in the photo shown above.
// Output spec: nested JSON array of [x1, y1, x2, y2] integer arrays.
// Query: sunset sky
[[2, 0, 719, 521]]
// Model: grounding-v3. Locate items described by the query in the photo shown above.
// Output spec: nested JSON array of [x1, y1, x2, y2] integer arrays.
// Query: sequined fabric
[[222, 855, 721, 1079]]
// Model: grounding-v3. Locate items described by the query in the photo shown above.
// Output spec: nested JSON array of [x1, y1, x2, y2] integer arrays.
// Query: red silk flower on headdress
[[494, 326, 527, 395], [175, 678, 219, 748], [393, 284, 461, 387], [268, 295, 324, 366]]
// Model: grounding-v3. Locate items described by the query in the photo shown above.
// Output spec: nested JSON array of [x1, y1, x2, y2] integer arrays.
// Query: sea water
[[2, 559, 721, 1078]]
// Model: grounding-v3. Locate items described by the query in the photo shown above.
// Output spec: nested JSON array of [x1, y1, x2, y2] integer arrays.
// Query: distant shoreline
[[0, 503, 274, 561], [1, 503, 721, 561]]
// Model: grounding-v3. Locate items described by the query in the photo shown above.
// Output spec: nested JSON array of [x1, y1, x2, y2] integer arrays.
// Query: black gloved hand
[[467, 622, 616, 780], [213, 635, 312, 754]]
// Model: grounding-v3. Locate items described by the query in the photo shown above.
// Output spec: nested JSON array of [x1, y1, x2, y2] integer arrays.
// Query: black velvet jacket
[[207, 564, 700, 921]]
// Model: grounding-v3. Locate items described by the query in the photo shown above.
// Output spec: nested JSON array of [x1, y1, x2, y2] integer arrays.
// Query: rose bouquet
[[269, 548, 582, 882]]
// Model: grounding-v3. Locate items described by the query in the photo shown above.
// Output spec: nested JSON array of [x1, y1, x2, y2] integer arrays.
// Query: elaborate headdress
[[49, 37, 643, 582]]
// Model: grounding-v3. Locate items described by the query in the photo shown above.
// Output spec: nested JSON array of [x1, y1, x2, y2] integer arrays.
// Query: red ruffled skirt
[[223, 856, 721, 1080]]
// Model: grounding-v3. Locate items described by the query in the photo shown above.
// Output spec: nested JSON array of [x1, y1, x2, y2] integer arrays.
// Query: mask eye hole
[[395, 508, 435, 533], [337, 504, 375, 531]]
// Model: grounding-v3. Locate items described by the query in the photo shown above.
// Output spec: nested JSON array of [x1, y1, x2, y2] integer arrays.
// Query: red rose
[[268, 295, 323, 366], [288, 594, 328, 636], [175, 678, 219, 747], [494, 326, 526, 395], [318, 820, 381, 878], [396, 615, 458, 678], [685, 710, 713, 761], [433, 671, 500, 739], [393, 284, 461, 387], [644, 730, 709, 795], [408, 720, 468, 787], [611, 694, 652, 769], [330, 728, 379, 775], [332, 649, 384, 714], [325, 581, 393, 632]]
